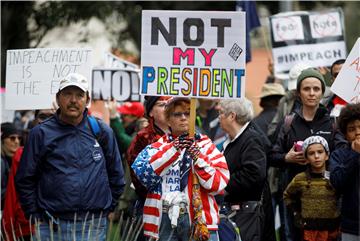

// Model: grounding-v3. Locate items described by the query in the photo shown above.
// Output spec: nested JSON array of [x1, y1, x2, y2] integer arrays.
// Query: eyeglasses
[[171, 111, 190, 118], [7, 135, 22, 142]]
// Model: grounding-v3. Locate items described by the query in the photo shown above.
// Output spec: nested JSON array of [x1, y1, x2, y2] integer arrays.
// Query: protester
[[253, 83, 285, 135], [330, 103, 360, 240], [321, 59, 346, 117], [1, 122, 21, 211], [15, 73, 125, 241], [2, 109, 54, 241], [218, 98, 267, 241], [267, 62, 311, 140], [283, 136, 340, 241], [132, 97, 229, 241], [196, 99, 219, 139], [127, 96, 170, 202], [269, 68, 336, 241], [117, 101, 145, 136], [108, 100, 134, 155]]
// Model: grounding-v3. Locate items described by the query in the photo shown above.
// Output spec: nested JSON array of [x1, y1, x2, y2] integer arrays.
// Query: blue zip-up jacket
[[15, 110, 125, 220]]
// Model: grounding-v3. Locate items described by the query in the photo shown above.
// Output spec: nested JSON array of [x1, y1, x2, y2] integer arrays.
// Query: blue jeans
[[35, 217, 107, 241], [158, 212, 219, 241]]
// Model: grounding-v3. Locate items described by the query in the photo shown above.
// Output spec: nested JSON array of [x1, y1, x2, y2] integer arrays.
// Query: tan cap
[[257, 83, 285, 98]]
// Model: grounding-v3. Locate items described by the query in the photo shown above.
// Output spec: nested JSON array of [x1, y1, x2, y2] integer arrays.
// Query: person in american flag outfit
[[132, 97, 230, 241]]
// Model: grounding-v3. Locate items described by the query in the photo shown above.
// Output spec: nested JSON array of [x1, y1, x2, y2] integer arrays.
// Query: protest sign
[[1, 88, 15, 122], [270, 8, 347, 74], [104, 52, 139, 70], [331, 38, 360, 103], [5, 48, 92, 110], [92, 68, 141, 102], [140, 10, 246, 99]]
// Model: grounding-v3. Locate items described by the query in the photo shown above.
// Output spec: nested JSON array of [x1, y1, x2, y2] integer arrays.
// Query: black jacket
[[224, 122, 267, 203], [269, 106, 335, 182]]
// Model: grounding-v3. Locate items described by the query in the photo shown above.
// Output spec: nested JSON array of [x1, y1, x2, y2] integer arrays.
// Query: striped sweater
[[132, 133, 229, 239]]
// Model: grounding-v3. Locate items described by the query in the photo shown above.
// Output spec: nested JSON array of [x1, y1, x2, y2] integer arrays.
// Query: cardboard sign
[[270, 8, 346, 74], [92, 68, 141, 102], [140, 10, 246, 99], [5, 48, 92, 110], [331, 38, 360, 103]]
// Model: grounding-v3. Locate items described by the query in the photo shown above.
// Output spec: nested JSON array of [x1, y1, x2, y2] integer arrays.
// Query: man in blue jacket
[[15, 73, 125, 241]]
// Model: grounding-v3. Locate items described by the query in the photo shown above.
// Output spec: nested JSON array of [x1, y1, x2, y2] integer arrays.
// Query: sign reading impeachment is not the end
[[141, 10, 246, 99], [6, 48, 92, 110]]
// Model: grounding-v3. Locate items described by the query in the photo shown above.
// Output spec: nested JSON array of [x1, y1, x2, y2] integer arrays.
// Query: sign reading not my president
[[141, 10, 246, 99]]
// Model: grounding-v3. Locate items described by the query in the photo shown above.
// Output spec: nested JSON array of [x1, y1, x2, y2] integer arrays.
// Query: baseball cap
[[58, 73, 88, 93], [117, 102, 145, 118]]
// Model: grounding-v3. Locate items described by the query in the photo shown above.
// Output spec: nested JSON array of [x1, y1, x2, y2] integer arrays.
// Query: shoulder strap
[[284, 112, 295, 134], [87, 115, 101, 139]]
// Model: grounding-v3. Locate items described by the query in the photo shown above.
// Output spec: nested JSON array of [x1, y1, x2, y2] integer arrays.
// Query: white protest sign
[[331, 38, 360, 103], [92, 68, 141, 102], [1, 89, 15, 122], [141, 10, 246, 99], [104, 52, 139, 70], [309, 11, 342, 39], [272, 16, 304, 42], [5, 48, 92, 110], [270, 8, 346, 74]]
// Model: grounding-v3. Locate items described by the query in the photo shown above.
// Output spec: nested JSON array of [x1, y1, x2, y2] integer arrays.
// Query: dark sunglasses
[[171, 111, 190, 118], [7, 135, 22, 142]]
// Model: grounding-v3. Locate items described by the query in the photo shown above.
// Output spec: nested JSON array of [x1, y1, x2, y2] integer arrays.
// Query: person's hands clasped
[[173, 134, 194, 152], [285, 146, 307, 165], [187, 142, 201, 161]]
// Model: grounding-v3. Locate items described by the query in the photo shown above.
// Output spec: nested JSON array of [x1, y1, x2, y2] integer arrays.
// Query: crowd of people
[[1, 59, 359, 241]]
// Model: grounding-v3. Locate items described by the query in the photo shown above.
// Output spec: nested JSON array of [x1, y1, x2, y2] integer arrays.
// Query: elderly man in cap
[[15, 73, 125, 241]]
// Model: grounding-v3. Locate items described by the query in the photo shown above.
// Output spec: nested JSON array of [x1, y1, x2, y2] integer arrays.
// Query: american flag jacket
[[132, 133, 230, 239]]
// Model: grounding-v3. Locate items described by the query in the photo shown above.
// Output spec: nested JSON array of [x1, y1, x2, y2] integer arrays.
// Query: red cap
[[117, 102, 144, 118]]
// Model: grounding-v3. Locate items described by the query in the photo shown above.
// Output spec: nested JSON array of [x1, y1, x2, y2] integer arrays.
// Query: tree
[[1, 1, 236, 87]]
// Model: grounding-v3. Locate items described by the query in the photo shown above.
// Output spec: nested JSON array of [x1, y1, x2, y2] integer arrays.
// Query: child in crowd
[[283, 136, 340, 241], [330, 103, 360, 240]]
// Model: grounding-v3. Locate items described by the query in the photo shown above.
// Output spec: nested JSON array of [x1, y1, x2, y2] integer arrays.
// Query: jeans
[[157, 212, 219, 241], [35, 217, 107, 241], [341, 232, 360, 241]]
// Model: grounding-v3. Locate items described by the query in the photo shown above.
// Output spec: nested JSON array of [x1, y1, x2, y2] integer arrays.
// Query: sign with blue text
[[141, 10, 246, 99]]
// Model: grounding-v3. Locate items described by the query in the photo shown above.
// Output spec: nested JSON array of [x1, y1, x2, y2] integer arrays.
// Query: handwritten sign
[[5, 48, 92, 110], [140, 10, 246, 99], [331, 38, 360, 103], [272, 16, 304, 42], [92, 68, 141, 102], [270, 8, 346, 74]]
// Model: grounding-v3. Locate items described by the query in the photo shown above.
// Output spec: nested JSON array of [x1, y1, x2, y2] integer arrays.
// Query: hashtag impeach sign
[[269, 8, 346, 74]]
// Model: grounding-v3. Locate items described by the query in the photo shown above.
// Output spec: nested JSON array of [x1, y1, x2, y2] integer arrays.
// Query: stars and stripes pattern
[[132, 133, 230, 239]]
